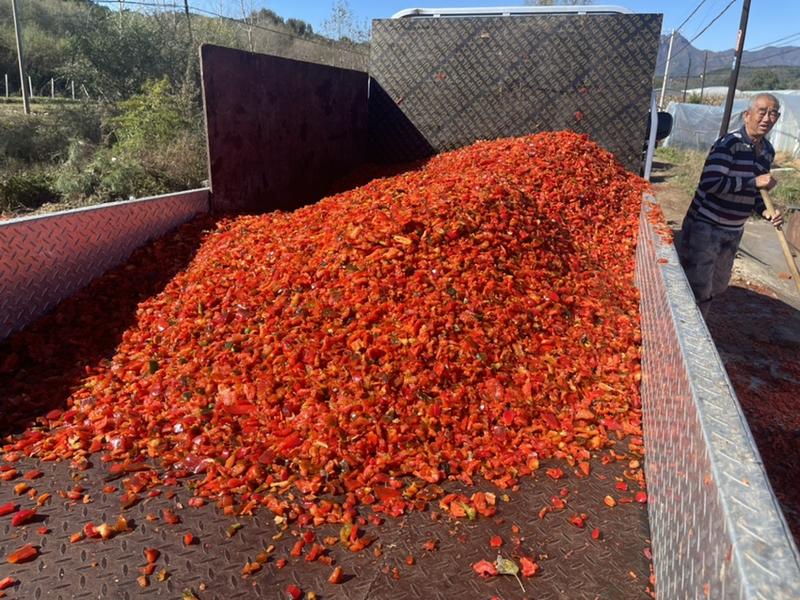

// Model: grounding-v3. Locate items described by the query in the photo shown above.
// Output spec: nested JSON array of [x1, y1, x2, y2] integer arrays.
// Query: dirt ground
[[649, 158, 800, 545]]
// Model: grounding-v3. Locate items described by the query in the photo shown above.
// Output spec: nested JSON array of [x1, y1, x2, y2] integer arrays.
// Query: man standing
[[677, 93, 784, 316]]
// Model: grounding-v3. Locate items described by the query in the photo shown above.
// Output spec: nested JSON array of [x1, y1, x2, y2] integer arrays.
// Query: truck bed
[[0, 450, 650, 599]]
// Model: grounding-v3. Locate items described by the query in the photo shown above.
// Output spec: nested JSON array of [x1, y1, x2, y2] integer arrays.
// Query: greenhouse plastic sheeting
[[663, 92, 800, 156]]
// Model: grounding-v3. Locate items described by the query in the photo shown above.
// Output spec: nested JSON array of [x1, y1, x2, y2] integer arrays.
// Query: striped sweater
[[686, 126, 773, 230]]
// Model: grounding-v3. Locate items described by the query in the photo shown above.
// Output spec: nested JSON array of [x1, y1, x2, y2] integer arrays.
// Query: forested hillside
[[0, 0, 367, 215]]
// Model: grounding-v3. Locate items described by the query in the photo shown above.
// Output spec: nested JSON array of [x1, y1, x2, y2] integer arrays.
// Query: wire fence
[[2, 74, 90, 102]]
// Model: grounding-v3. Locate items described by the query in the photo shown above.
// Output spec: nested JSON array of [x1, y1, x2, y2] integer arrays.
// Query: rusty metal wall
[[200, 44, 368, 214], [636, 195, 800, 599], [0, 189, 209, 342], [368, 14, 662, 171]]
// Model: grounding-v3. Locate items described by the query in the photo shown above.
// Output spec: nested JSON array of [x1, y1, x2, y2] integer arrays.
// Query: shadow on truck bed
[[0, 216, 215, 437], [705, 285, 800, 546]]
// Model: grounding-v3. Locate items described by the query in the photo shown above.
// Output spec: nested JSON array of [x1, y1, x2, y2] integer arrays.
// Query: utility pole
[[699, 51, 709, 103], [11, 0, 30, 114], [719, 0, 751, 137], [683, 56, 692, 102], [183, 0, 194, 45], [659, 29, 676, 109]]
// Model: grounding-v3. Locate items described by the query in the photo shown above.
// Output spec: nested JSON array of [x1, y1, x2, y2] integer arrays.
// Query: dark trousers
[[676, 215, 744, 317]]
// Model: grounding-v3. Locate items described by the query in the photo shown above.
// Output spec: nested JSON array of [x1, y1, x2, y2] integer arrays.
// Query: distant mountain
[[655, 33, 800, 77]]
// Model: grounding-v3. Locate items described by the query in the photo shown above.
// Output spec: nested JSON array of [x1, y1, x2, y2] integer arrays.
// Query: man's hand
[[762, 208, 784, 228], [755, 174, 777, 190]]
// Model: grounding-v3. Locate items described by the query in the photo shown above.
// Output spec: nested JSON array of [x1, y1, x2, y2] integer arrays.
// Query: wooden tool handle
[[760, 189, 800, 297]]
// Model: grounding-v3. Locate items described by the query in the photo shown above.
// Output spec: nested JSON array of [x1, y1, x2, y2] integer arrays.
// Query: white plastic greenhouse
[[663, 91, 800, 156]]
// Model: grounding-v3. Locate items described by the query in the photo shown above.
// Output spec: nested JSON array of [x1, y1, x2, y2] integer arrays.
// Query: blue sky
[[188, 1, 800, 53]]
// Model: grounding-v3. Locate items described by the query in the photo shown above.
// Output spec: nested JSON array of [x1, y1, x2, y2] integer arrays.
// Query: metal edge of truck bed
[[0, 188, 210, 342], [637, 193, 800, 599]]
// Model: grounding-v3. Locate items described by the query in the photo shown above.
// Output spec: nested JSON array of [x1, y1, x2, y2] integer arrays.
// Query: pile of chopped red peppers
[[3, 131, 648, 527]]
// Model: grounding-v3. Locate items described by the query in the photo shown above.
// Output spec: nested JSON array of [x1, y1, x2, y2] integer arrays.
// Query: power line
[[656, 0, 739, 72], [745, 30, 800, 52], [673, 0, 711, 35], [658, 27, 800, 73], [675, 0, 738, 56], [687, 0, 725, 40], [93, 0, 368, 56]]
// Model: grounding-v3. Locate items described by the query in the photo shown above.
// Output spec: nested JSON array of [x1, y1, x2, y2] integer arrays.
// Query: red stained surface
[[706, 285, 800, 546]]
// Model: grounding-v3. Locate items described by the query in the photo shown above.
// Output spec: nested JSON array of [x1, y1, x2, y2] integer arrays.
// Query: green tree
[[255, 9, 284, 25], [749, 70, 780, 91], [286, 18, 313, 37], [53, 78, 206, 204], [59, 7, 186, 100]]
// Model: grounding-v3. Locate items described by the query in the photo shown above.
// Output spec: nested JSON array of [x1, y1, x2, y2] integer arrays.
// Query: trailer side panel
[[369, 14, 661, 171], [0, 189, 208, 341], [201, 45, 368, 214], [637, 196, 800, 599]]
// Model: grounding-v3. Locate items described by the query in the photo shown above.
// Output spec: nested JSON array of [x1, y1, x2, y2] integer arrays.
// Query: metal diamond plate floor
[[0, 451, 650, 600]]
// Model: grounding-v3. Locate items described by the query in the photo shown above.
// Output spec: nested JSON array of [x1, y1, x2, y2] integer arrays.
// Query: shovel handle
[[760, 189, 800, 297]]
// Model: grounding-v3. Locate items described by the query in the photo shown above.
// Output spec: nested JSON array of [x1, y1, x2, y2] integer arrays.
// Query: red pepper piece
[[328, 565, 344, 584], [11, 509, 36, 527], [0, 470, 18, 482], [349, 536, 373, 552], [162, 508, 180, 524], [520, 556, 539, 577], [83, 522, 99, 538], [144, 548, 159, 564], [6, 544, 38, 564], [0, 503, 17, 517], [305, 543, 324, 562], [241, 561, 262, 576], [569, 513, 588, 528], [472, 560, 498, 577]]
